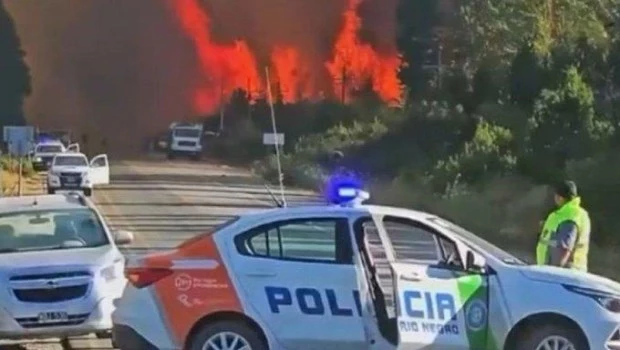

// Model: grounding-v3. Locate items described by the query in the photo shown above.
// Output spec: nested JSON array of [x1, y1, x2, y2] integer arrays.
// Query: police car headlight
[[34, 156, 42, 162], [564, 285, 620, 312]]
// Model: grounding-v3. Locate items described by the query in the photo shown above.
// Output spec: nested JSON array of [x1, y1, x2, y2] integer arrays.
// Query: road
[[1, 157, 320, 350], [1, 157, 455, 349]]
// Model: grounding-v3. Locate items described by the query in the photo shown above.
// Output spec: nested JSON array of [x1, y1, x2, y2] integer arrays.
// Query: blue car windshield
[[428, 217, 526, 265]]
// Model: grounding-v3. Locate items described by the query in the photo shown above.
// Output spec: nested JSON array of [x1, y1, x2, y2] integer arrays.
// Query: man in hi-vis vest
[[536, 181, 591, 271]]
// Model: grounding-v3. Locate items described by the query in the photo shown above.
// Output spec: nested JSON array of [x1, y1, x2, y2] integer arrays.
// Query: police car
[[112, 183, 620, 350], [31, 140, 79, 171]]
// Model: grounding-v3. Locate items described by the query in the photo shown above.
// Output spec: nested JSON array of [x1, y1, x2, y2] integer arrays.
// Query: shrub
[[430, 119, 517, 192]]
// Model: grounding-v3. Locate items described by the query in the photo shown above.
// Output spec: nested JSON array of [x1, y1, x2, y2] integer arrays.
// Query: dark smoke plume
[[6, 0, 195, 154]]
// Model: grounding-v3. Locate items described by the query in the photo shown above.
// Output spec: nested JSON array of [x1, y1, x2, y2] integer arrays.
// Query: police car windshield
[[173, 128, 200, 138], [428, 217, 525, 265], [54, 156, 88, 166], [36, 145, 63, 153], [0, 208, 109, 253]]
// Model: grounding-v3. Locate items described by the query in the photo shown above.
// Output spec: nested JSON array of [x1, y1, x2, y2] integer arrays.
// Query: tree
[[431, 118, 516, 190], [523, 66, 613, 181], [456, 0, 535, 66], [509, 42, 545, 109], [0, 0, 31, 127], [396, 0, 440, 99]]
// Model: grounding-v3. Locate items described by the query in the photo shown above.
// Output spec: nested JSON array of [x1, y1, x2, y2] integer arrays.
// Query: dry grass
[[1, 171, 45, 196], [370, 177, 620, 280]]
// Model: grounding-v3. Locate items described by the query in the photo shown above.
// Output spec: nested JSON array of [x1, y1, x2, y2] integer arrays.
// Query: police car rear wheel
[[190, 321, 265, 350], [517, 323, 587, 350]]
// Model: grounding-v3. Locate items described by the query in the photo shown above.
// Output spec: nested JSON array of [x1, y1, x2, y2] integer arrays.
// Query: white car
[[31, 141, 79, 172], [111, 185, 620, 350], [47, 153, 109, 197], [0, 192, 134, 343]]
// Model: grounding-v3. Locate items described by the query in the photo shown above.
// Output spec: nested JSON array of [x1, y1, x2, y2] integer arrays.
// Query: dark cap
[[554, 180, 578, 199]]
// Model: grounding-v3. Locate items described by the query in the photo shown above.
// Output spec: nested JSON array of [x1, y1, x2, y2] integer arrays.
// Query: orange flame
[[171, 0, 262, 114], [270, 46, 315, 103], [172, 0, 401, 113], [326, 0, 401, 104]]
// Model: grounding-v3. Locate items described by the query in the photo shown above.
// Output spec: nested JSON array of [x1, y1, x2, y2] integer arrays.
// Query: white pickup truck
[[46, 153, 109, 197]]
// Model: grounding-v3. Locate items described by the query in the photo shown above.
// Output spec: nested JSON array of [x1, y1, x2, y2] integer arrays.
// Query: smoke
[[5, 0, 195, 154], [5, 0, 399, 154]]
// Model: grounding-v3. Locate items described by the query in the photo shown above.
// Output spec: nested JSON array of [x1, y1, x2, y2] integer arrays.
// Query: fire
[[171, 0, 262, 114], [171, 0, 402, 113], [270, 46, 314, 103], [326, 0, 402, 105]]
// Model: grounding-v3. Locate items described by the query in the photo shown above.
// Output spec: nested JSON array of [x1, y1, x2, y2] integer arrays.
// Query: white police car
[[31, 141, 79, 171], [111, 183, 620, 350]]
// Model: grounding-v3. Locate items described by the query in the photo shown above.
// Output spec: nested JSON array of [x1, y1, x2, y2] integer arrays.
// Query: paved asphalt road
[[1, 157, 321, 350], [1, 156, 449, 349]]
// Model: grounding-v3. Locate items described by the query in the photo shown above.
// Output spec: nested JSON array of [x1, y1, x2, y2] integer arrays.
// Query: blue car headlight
[[563, 284, 620, 312]]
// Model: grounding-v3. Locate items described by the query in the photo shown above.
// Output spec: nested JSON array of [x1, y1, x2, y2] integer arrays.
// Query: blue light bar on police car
[[324, 172, 369, 206], [334, 188, 369, 207], [337, 188, 357, 198]]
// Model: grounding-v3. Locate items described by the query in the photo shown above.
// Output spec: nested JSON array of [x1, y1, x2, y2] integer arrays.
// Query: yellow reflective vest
[[536, 197, 591, 271]]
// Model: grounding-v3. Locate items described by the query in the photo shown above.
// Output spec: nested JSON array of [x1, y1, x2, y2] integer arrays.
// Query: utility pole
[[264, 66, 286, 206]]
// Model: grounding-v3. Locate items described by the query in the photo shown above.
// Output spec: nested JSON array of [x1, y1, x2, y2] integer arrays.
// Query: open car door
[[89, 154, 109, 185], [362, 214, 490, 350], [66, 143, 80, 153]]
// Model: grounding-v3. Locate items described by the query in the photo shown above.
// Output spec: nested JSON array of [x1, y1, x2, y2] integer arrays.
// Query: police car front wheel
[[189, 321, 266, 350], [517, 323, 588, 350]]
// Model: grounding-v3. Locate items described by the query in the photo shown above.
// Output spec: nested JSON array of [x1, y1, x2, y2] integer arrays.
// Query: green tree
[[509, 42, 545, 109], [456, 0, 535, 66], [396, 0, 440, 99], [0, 0, 31, 127], [431, 118, 516, 191], [523, 66, 613, 180]]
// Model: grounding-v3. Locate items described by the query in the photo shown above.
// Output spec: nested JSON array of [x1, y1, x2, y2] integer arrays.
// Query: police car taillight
[[125, 267, 172, 289]]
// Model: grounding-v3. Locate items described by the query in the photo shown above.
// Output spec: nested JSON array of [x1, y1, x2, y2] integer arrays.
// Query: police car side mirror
[[465, 250, 486, 273]]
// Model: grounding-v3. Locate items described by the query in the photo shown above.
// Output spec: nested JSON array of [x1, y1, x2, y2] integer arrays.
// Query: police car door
[[374, 215, 489, 350], [232, 215, 366, 350]]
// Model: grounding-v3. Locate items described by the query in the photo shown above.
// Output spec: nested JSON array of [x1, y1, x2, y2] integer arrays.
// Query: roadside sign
[[3, 126, 35, 157], [262, 133, 285, 146]]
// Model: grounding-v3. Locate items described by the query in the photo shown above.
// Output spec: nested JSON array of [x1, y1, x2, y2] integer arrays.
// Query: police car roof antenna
[[264, 66, 287, 207], [264, 183, 284, 208]]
